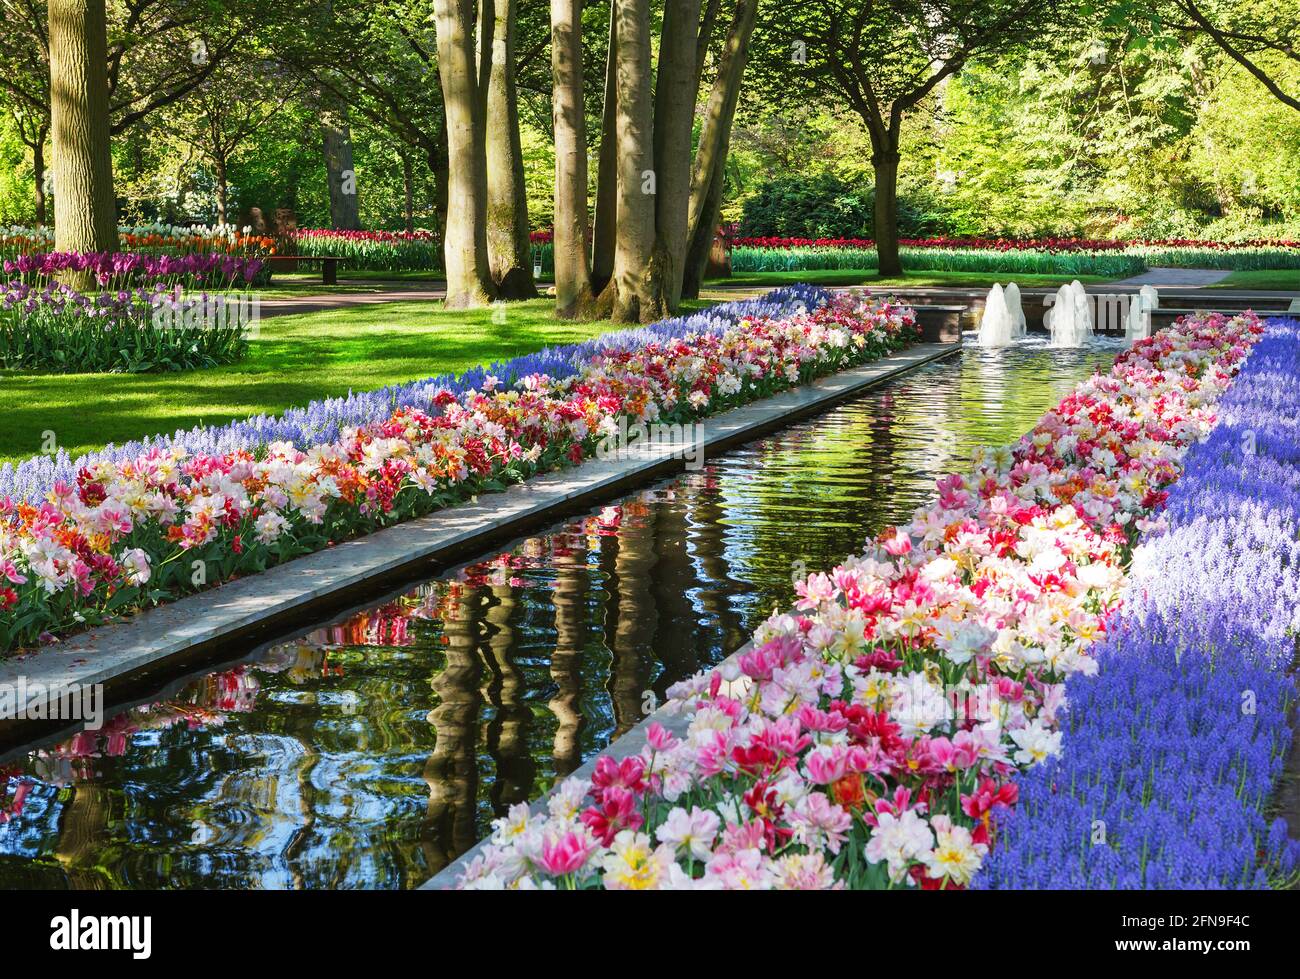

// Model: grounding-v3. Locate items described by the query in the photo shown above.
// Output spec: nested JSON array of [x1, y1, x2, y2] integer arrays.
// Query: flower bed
[[0, 248, 265, 373], [728, 236, 1300, 276], [0, 287, 917, 654], [290, 229, 441, 272], [731, 244, 1146, 278], [3, 251, 264, 292], [453, 309, 1266, 890], [0, 282, 251, 373], [1, 224, 274, 262], [975, 317, 1300, 889]]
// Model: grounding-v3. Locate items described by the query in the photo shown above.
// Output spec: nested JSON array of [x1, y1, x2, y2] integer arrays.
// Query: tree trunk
[[682, 0, 758, 299], [682, 156, 725, 299], [550, 0, 595, 318], [485, 0, 537, 298], [872, 136, 902, 277], [432, 0, 496, 307], [48, 0, 118, 259], [590, 6, 619, 294], [431, 118, 450, 243], [694, 0, 723, 93], [648, 0, 701, 312], [215, 157, 229, 226], [597, 0, 657, 323], [33, 130, 49, 225], [322, 105, 361, 230], [402, 152, 415, 233]]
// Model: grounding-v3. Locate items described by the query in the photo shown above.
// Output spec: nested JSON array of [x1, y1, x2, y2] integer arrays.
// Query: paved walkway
[[1113, 267, 1234, 288], [258, 287, 447, 318]]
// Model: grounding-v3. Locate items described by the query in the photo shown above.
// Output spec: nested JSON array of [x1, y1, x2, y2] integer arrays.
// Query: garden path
[[1113, 267, 1233, 287]]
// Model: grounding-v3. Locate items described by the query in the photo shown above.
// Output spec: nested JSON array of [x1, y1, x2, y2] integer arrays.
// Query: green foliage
[[0, 116, 35, 225], [737, 172, 949, 238]]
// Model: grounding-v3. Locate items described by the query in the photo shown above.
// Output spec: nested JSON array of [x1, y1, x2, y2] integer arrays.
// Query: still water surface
[[0, 341, 1118, 888]]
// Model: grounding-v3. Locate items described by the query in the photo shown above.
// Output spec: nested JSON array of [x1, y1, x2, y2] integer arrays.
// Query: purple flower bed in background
[[2, 251, 263, 289], [0, 286, 835, 504], [975, 317, 1300, 889]]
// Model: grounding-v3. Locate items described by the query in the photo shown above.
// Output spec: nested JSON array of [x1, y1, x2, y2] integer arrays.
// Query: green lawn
[[1205, 269, 1300, 291], [0, 300, 641, 465]]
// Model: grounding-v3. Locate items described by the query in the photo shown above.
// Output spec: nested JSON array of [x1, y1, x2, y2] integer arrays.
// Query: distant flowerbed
[[453, 309, 1267, 890], [731, 235, 1300, 276], [1, 223, 274, 262], [291, 229, 441, 271], [0, 287, 916, 654]]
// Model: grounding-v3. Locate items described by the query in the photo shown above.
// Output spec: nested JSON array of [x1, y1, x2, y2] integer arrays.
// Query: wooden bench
[[264, 254, 341, 285]]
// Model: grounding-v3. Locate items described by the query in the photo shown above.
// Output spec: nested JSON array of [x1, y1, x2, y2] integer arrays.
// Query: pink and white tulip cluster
[[455, 310, 1265, 890]]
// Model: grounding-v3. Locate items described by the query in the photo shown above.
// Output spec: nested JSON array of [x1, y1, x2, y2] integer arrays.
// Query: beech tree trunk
[[433, 0, 496, 307], [590, 7, 619, 294], [402, 152, 415, 233], [48, 0, 118, 258], [871, 133, 902, 277], [485, 0, 537, 298], [550, 0, 594, 318], [597, 0, 657, 323], [33, 130, 49, 225], [322, 106, 361, 230], [648, 0, 702, 312], [214, 156, 229, 226], [682, 0, 758, 299]]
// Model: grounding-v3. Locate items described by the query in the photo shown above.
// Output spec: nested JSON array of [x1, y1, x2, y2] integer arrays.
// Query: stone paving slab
[[0, 343, 958, 738]]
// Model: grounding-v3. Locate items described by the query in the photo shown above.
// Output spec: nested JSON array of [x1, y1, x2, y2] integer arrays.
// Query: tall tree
[[48, 0, 118, 254], [164, 58, 299, 225], [591, 5, 620, 294], [321, 100, 361, 230], [597, 0, 657, 322], [433, 0, 496, 307], [550, 0, 595, 317], [755, 0, 1072, 276], [485, 0, 538, 297], [650, 0, 703, 310], [682, 0, 758, 298]]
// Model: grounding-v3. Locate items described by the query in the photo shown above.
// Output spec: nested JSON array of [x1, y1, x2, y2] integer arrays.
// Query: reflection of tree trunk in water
[[482, 583, 535, 813], [54, 782, 112, 888], [683, 489, 749, 658], [550, 540, 588, 776], [607, 511, 658, 737], [865, 391, 898, 534], [648, 498, 699, 699], [422, 586, 484, 876]]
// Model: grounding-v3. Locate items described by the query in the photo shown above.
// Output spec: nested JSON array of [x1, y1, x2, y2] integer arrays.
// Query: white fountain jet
[[1004, 281, 1027, 338], [977, 283, 1015, 347], [1126, 284, 1159, 342], [1047, 281, 1092, 348]]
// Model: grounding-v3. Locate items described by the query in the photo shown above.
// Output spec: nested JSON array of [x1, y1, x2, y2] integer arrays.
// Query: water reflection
[[0, 344, 1117, 889]]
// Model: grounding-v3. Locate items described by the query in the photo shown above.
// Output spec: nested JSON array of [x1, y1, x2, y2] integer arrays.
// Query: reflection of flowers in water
[[21, 666, 259, 785], [1, 767, 32, 824]]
